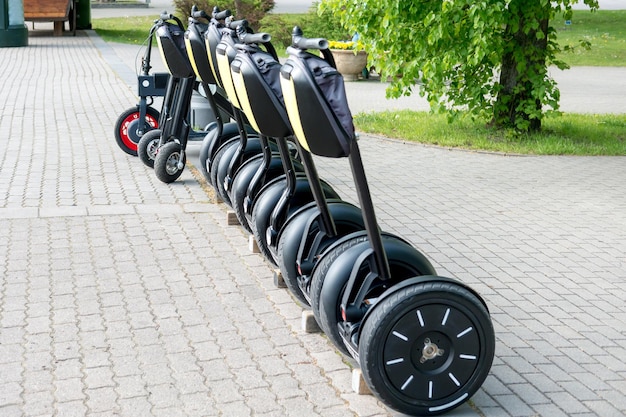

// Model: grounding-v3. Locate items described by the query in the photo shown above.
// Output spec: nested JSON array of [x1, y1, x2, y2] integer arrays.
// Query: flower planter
[[330, 49, 368, 81]]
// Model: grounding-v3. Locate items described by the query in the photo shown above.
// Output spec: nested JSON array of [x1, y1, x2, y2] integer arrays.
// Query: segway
[[204, 15, 305, 233], [184, 6, 243, 183], [228, 28, 342, 266], [278, 27, 495, 416], [226, 28, 365, 304], [208, 16, 270, 206]]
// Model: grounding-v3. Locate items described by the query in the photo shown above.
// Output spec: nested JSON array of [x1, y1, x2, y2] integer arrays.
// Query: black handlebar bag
[[231, 47, 292, 138], [280, 50, 355, 158], [156, 22, 194, 79]]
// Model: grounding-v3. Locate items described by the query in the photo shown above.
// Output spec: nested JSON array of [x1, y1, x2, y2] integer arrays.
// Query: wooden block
[[301, 310, 321, 333], [352, 369, 372, 395], [248, 235, 260, 253], [273, 269, 287, 288], [226, 210, 239, 226], [53, 21, 63, 36]]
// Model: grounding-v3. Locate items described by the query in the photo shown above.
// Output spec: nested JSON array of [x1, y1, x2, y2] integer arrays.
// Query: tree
[[320, 0, 599, 131]]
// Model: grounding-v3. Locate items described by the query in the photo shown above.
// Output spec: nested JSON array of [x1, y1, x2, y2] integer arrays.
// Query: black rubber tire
[[310, 234, 369, 350], [276, 205, 318, 305], [154, 141, 186, 183], [198, 125, 219, 183], [200, 123, 247, 185], [137, 129, 162, 169], [230, 156, 294, 234], [358, 280, 495, 416], [277, 202, 365, 306], [215, 138, 264, 206], [114, 106, 160, 157], [209, 138, 238, 193], [229, 156, 263, 233], [311, 234, 436, 356], [251, 177, 339, 266]]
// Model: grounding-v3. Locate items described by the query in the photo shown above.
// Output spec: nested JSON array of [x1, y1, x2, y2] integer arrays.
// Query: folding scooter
[[278, 27, 495, 416], [113, 16, 168, 157]]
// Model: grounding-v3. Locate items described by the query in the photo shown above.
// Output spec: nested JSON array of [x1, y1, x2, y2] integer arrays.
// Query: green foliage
[[172, 0, 275, 30], [258, 3, 352, 51], [320, 0, 600, 131], [304, 2, 352, 40], [258, 14, 294, 48]]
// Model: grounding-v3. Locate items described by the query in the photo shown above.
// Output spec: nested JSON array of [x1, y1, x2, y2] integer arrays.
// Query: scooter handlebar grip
[[213, 9, 231, 20], [293, 35, 328, 50], [290, 26, 328, 50], [228, 19, 248, 30], [240, 32, 271, 45], [192, 9, 209, 19]]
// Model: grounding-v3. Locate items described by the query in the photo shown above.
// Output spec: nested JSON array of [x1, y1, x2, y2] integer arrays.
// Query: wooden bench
[[24, 0, 76, 36]]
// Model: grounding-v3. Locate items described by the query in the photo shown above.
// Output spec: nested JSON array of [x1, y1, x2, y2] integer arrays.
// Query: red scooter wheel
[[114, 106, 160, 156]]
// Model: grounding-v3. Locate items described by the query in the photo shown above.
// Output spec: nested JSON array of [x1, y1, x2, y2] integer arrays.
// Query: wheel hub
[[166, 153, 181, 175], [148, 140, 159, 159], [420, 338, 444, 363]]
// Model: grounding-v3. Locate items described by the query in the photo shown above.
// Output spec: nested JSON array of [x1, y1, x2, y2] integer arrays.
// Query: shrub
[[258, 14, 293, 49], [257, 2, 352, 50], [172, 0, 275, 30], [302, 3, 351, 41]]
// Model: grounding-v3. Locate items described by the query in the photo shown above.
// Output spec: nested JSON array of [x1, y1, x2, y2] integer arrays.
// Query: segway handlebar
[[212, 7, 231, 21], [291, 26, 328, 50], [191, 8, 209, 20], [227, 19, 248, 30], [159, 11, 184, 28], [238, 31, 271, 45]]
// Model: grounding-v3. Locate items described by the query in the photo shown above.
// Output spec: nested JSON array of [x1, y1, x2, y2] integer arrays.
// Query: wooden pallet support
[[226, 210, 239, 226], [248, 235, 260, 253], [273, 269, 287, 288], [301, 310, 321, 333], [352, 369, 372, 395]]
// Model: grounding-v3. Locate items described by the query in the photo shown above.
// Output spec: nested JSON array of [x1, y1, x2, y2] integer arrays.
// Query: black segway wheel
[[229, 156, 263, 233], [310, 234, 368, 325], [358, 280, 495, 416], [215, 138, 264, 206], [198, 123, 220, 183], [230, 156, 300, 234], [114, 106, 160, 156], [198, 123, 242, 184], [251, 178, 340, 266], [137, 129, 162, 169], [154, 141, 186, 183], [311, 234, 436, 356], [209, 138, 239, 192], [277, 202, 365, 306]]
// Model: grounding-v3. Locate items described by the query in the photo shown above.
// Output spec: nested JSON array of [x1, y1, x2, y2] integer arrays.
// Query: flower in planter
[[328, 40, 364, 51], [327, 39, 368, 81]]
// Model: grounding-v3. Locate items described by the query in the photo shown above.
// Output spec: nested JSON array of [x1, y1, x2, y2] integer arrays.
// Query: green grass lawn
[[354, 111, 626, 156], [93, 15, 161, 45], [555, 10, 626, 66]]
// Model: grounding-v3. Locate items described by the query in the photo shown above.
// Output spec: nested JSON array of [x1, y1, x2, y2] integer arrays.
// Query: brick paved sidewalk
[[0, 32, 398, 417]]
